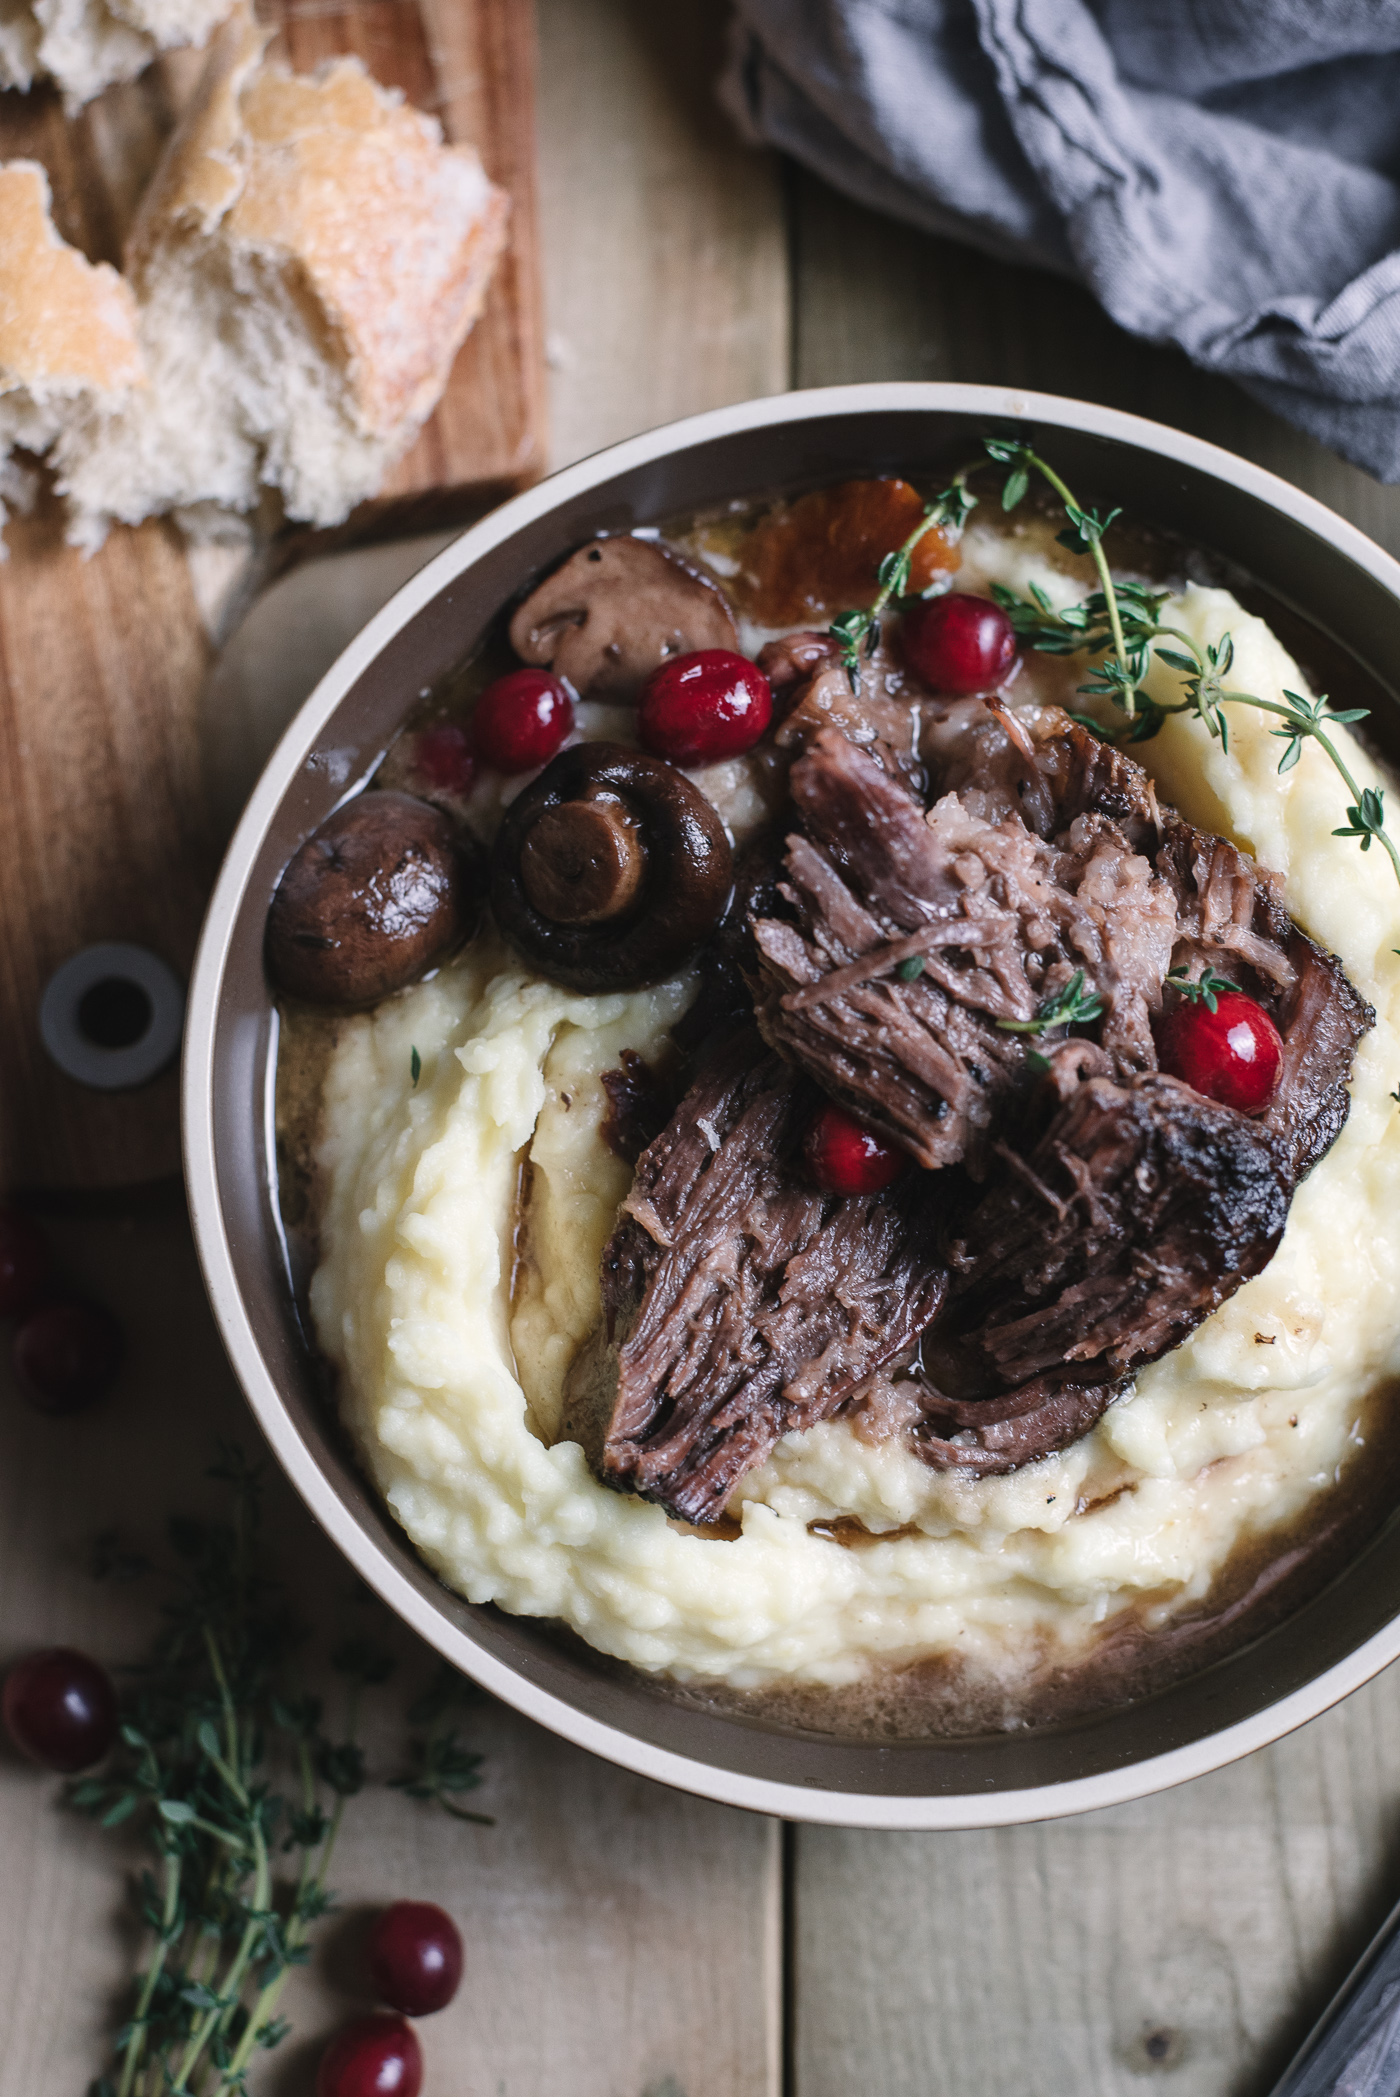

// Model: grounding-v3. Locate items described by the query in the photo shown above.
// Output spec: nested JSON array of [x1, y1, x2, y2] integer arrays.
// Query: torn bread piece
[[0, 0, 233, 109], [54, 7, 510, 547], [0, 161, 144, 548]]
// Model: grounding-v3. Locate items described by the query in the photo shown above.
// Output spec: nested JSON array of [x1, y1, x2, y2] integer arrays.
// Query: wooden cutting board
[[0, 0, 544, 1195]]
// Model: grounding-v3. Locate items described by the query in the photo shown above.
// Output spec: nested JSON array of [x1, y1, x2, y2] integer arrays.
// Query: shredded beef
[[751, 728, 1177, 1173], [566, 696, 1374, 1499], [562, 1030, 950, 1525], [763, 633, 928, 794]]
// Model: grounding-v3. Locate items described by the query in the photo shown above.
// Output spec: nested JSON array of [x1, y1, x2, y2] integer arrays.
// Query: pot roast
[[566, 696, 1373, 1520]]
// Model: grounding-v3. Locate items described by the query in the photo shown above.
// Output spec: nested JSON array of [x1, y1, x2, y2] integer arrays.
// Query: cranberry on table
[[901, 592, 1017, 694], [804, 1102, 905, 1195], [637, 649, 773, 765], [13, 1299, 123, 1415], [413, 722, 477, 798], [3, 1647, 118, 1772], [473, 668, 573, 773], [316, 2015, 423, 2097], [0, 1208, 50, 1319], [1157, 990, 1283, 1114], [368, 1900, 463, 2017]]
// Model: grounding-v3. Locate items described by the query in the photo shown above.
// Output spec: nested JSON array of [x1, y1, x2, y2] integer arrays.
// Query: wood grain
[[536, 0, 789, 470], [792, 1687, 1400, 2097]]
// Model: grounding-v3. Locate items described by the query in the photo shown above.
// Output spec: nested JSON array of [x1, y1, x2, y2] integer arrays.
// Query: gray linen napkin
[[721, 0, 1400, 478]]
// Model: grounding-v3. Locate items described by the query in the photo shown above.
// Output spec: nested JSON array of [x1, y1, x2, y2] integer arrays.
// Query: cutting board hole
[[77, 977, 155, 1051], [40, 944, 185, 1092]]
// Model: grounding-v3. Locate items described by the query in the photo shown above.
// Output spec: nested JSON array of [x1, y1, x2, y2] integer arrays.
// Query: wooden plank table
[[5, 2, 1400, 2091]]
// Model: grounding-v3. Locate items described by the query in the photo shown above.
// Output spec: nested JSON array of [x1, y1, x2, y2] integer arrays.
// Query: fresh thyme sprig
[[390, 1662, 493, 1824], [73, 1449, 488, 2097], [982, 436, 1400, 890], [1166, 965, 1239, 1014], [995, 968, 1104, 1036], [829, 472, 978, 689]]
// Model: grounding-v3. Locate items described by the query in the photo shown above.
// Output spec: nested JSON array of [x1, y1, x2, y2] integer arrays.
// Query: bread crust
[[128, 7, 511, 438], [0, 162, 143, 395]]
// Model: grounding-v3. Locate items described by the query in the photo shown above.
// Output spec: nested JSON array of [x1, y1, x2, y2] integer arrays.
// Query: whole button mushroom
[[508, 537, 738, 700], [490, 744, 733, 992], [266, 790, 477, 1007]]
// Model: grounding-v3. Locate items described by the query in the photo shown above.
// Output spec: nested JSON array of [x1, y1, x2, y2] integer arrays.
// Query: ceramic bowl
[[184, 383, 1400, 1828]]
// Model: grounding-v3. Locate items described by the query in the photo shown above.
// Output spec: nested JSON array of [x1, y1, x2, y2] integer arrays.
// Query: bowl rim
[[184, 379, 1400, 1829]]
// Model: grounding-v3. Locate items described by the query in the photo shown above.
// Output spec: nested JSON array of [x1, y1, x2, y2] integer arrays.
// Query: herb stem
[[829, 463, 980, 686], [215, 1750, 351, 2087], [1020, 449, 1134, 711], [116, 1850, 182, 2097]]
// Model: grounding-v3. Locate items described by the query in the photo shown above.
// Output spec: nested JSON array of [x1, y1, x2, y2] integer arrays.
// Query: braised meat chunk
[[939, 1072, 1290, 1386], [751, 728, 1177, 1174], [562, 1031, 950, 1525], [1157, 814, 1373, 1184]]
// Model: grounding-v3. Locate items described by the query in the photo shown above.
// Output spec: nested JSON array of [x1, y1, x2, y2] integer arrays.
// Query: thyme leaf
[[995, 969, 1104, 1036], [1166, 966, 1240, 1015], [978, 438, 1400, 891]]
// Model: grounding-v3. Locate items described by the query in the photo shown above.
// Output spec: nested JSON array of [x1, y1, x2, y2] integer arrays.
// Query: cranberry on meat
[[1157, 990, 1283, 1114], [638, 649, 773, 765], [473, 668, 573, 773], [902, 593, 1017, 695], [316, 2015, 423, 2097], [804, 1102, 905, 1195], [3, 1647, 118, 1772], [369, 1900, 464, 2017]]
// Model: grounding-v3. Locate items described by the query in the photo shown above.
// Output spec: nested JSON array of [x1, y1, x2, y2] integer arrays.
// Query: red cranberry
[[637, 649, 773, 765], [1157, 990, 1283, 1114], [13, 1300, 123, 1415], [413, 722, 476, 798], [473, 668, 573, 773], [804, 1102, 905, 1195], [902, 593, 1017, 694], [3, 1647, 118, 1772], [317, 2016, 423, 2097], [368, 1900, 463, 2017], [0, 1209, 50, 1319]]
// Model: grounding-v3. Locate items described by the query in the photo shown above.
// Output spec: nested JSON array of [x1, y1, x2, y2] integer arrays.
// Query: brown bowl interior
[[209, 405, 1400, 1801]]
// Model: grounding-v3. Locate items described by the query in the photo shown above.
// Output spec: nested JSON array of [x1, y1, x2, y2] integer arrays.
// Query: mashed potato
[[308, 567, 1400, 1694]]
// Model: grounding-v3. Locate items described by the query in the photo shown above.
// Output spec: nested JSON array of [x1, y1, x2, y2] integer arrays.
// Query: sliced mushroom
[[508, 537, 738, 699], [490, 743, 733, 991], [266, 790, 477, 1007]]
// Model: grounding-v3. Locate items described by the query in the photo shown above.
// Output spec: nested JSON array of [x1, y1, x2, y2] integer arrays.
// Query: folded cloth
[[721, 0, 1400, 479]]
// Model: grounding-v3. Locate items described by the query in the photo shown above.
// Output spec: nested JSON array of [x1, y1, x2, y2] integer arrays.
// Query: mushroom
[[508, 537, 738, 699], [266, 790, 477, 1007], [490, 743, 733, 991]]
